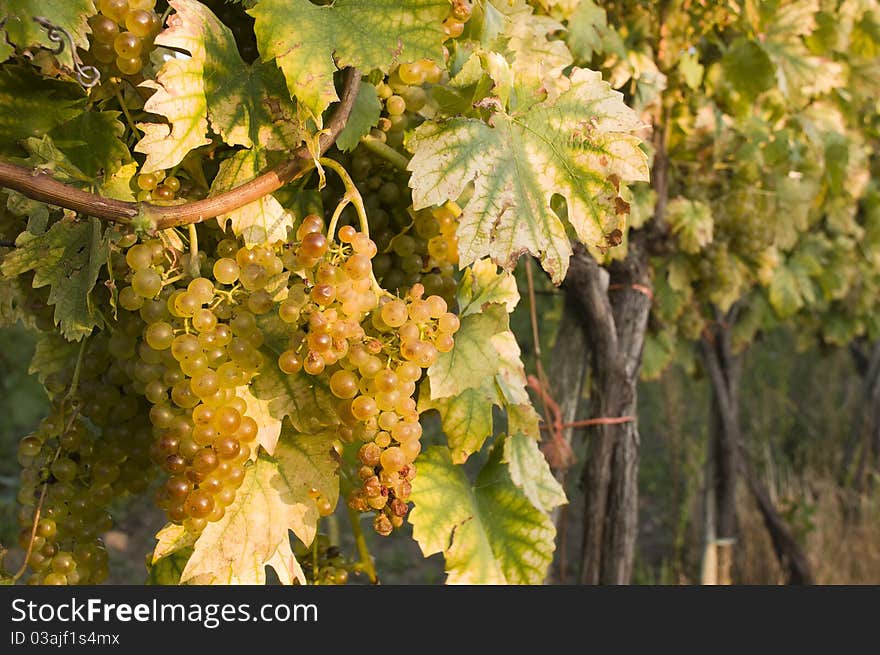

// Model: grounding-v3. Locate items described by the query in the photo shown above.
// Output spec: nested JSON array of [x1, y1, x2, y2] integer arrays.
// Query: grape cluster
[[294, 534, 352, 585], [116, 239, 263, 536], [443, 0, 473, 40], [342, 174, 459, 303], [87, 0, 162, 77], [135, 169, 182, 203], [15, 289, 156, 584], [16, 414, 113, 585], [274, 216, 460, 535]]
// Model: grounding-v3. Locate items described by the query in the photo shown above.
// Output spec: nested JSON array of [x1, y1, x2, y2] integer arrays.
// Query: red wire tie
[[527, 375, 635, 434], [607, 283, 653, 301]]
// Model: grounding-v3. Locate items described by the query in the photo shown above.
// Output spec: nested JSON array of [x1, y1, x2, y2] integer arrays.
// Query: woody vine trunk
[[564, 233, 652, 584]]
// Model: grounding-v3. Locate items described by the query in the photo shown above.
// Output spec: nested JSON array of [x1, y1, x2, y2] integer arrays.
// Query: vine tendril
[[33, 16, 100, 88]]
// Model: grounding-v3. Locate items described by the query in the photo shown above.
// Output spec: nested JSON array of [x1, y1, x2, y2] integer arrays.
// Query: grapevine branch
[[0, 68, 363, 230]]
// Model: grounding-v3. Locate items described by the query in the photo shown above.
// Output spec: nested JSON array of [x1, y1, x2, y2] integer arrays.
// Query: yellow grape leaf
[[236, 383, 282, 456], [152, 523, 196, 563], [410, 444, 557, 584], [426, 303, 508, 399], [250, 0, 448, 119], [211, 149, 293, 246], [456, 258, 520, 317], [409, 68, 648, 283], [180, 430, 338, 585], [135, 0, 211, 172], [503, 433, 567, 513]]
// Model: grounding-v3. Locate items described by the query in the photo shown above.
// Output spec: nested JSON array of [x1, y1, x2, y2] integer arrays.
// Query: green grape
[[100, 0, 129, 22], [114, 32, 142, 57], [329, 370, 359, 399], [116, 56, 142, 76], [213, 258, 239, 285], [386, 95, 406, 116], [90, 15, 119, 44], [397, 61, 426, 86], [131, 269, 162, 298], [125, 9, 154, 37]]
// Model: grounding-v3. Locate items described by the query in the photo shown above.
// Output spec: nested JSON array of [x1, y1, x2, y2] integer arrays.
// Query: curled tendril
[[33, 16, 100, 88]]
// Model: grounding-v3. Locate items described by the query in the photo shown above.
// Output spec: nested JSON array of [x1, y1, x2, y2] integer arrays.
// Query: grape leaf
[[426, 303, 508, 398], [419, 383, 496, 464], [2, 218, 107, 340], [28, 332, 78, 383], [722, 38, 776, 101], [408, 68, 648, 283], [504, 11, 573, 106], [0, 65, 82, 156], [409, 444, 556, 584], [769, 264, 804, 318], [666, 198, 713, 254], [336, 82, 382, 152], [0, 0, 95, 69], [181, 431, 337, 584], [50, 111, 131, 179], [566, 0, 608, 62], [503, 432, 566, 513], [251, 361, 339, 435], [250, 0, 448, 118], [136, 0, 304, 172], [456, 258, 520, 317], [147, 549, 192, 585], [152, 523, 196, 563], [236, 383, 282, 456], [211, 149, 294, 246]]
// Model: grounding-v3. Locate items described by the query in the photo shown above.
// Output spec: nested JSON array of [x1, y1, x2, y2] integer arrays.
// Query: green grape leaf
[[666, 198, 713, 254], [427, 303, 509, 398], [147, 549, 192, 585], [503, 432, 566, 513], [211, 149, 294, 245], [50, 111, 130, 180], [336, 81, 381, 152], [100, 161, 138, 201], [181, 431, 337, 585], [2, 218, 107, 340], [641, 329, 676, 380], [136, 0, 304, 171], [457, 258, 520, 317], [721, 38, 775, 101], [251, 360, 339, 434], [20, 136, 90, 184], [0, 66, 83, 156], [250, 0, 448, 118], [6, 191, 49, 235], [408, 68, 648, 283], [0, 0, 95, 69], [566, 0, 608, 62], [29, 332, 79, 383], [409, 444, 556, 584], [678, 50, 705, 90], [419, 383, 496, 464], [769, 264, 804, 318]]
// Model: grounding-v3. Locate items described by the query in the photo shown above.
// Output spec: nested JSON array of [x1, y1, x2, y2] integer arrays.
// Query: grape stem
[[0, 68, 363, 229], [360, 135, 411, 171], [319, 157, 389, 297], [187, 224, 200, 279], [346, 505, 379, 584]]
